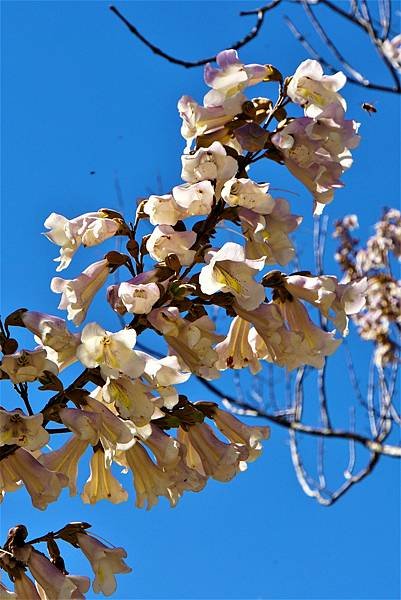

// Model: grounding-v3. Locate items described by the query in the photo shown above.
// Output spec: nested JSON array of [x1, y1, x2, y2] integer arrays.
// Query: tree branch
[[110, 4, 268, 68]]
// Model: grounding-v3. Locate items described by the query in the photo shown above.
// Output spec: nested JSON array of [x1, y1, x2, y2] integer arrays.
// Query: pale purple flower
[[77, 533, 131, 596], [287, 59, 346, 117], [51, 259, 110, 326], [272, 104, 360, 214], [204, 49, 268, 107]]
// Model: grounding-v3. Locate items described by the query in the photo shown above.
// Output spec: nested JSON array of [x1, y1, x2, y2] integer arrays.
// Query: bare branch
[[110, 5, 267, 68]]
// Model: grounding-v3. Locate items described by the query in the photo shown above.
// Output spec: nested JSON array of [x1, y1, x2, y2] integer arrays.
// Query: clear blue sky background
[[1, 2, 400, 599]]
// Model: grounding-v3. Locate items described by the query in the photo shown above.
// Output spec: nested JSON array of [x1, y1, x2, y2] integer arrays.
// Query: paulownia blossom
[[51, 259, 110, 326], [76, 323, 145, 380], [287, 59, 346, 117], [1, 47, 369, 598], [44, 210, 119, 271], [76, 532, 132, 596], [0, 348, 58, 384], [199, 242, 265, 310], [272, 104, 360, 214]]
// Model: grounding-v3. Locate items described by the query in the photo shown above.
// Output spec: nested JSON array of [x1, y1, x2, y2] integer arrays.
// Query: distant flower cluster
[[1, 49, 367, 597], [334, 208, 401, 366]]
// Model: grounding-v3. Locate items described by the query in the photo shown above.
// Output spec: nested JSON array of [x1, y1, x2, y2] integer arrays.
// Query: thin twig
[[110, 5, 266, 68]]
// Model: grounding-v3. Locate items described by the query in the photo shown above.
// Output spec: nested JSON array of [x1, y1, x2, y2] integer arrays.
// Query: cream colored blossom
[[102, 376, 156, 425], [221, 178, 274, 214], [81, 449, 128, 505], [146, 225, 196, 266], [77, 533, 131, 597], [210, 406, 270, 462], [44, 210, 119, 271], [13, 572, 41, 600], [0, 454, 22, 502], [180, 423, 248, 482], [199, 242, 265, 310], [76, 323, 145, 379], [215, 316, 261, 374], [287, 59, 346, 117], [51, 259, 110, 326], [148, 308, 223, 379], [28, 550, 79, 600], [39, 436, 88, 496], [118, 281, 160, 315], [59, 407, 100, 445], [21, 311, 80, 371], [0, 348, 58, 384], [143, 194, 184, 226], [121, 442, 175, 509], [172, 181, 214, 215], [0, 578, 16, 598], [0, 409, 49, 451], [6, 448, 68, 510], [181, 141, 237, 188]]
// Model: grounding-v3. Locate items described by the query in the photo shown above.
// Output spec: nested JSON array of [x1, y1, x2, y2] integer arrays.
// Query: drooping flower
[[147, 308, 223, 379], [0, 409, 49, 451], [287, 59, 346, 117], [59, 408, 101, 446], [81, 448, 128, 505], [239, 197, 302, 266], [76, 533, 131, 597], [221, 178, 274, 214], [0, 454, 22, 502], [0, 349, 58, 384], [13, 571, 41, 600], [237, 302, 317, 371], [119, 442, 175, 509], [178, 95, 235, 149], [51, 259, 110, 326], [272, 104, 360, 214], [179, 422, 248, 482], [21, 311, 80, 371], [209, 405, 270, 462], [44, 210, 119, 271], [215, 315, 261, 374], [199, 242, 265, 310], [283, 273, 367, 335], [39, 435, 88, 496], [141, 425, 181, 468], [146, 225, 196, 266], [0, 578, 17, 598], [27, 550, 79, 600], [76, 323, 145, 379], [5, 448, 68, 510], [102, 376, 158, 425], [278, 297, 341, 368]]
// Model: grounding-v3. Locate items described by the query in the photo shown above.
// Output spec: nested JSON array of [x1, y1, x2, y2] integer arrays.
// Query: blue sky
[[1, 1, 400, 599]]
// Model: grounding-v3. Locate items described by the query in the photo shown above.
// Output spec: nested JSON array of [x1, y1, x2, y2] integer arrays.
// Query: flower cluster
[[1, 49, 367, 596], [334, 209, 401, 366], [0, 522, 131, 598]]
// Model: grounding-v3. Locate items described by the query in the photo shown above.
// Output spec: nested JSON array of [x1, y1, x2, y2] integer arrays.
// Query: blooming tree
[[1, 2, 400, 597]]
